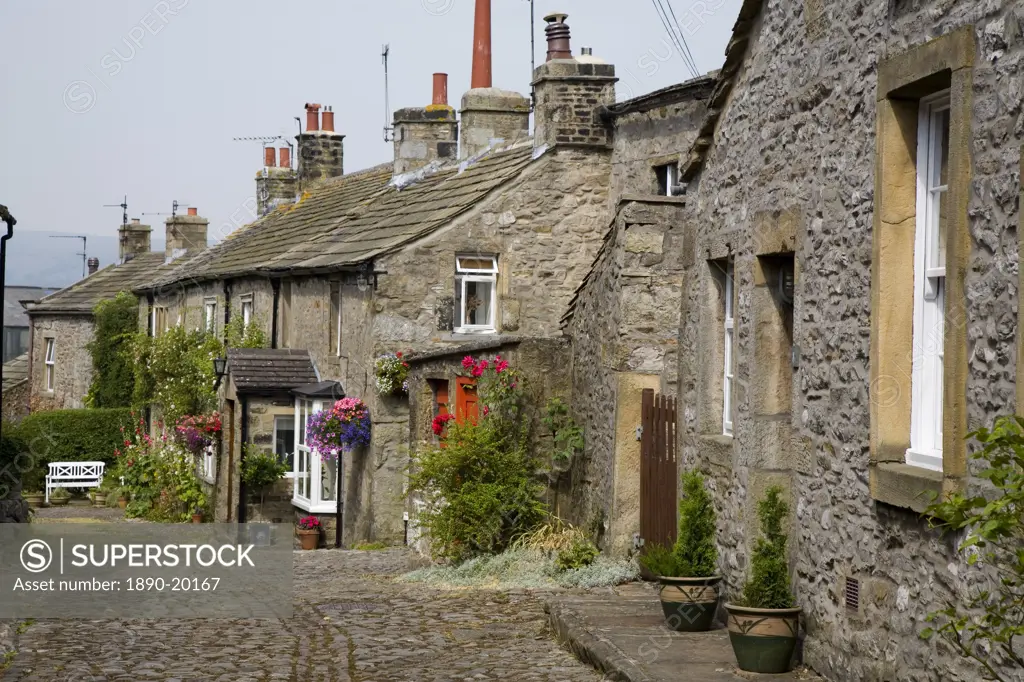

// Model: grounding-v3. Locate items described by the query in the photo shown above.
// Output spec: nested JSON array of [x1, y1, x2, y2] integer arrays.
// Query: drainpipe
[[0, 205, 15, 444], [222, 281, 231, 347], [271, 279, 280, 349], [237, 394, 249, 523]]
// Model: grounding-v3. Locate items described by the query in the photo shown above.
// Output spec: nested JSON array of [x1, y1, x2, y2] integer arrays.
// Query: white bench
[[46, 462, 105, 503]]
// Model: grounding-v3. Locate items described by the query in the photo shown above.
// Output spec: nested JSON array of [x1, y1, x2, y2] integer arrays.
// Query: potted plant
[[22, 490, 45, 509], [639, 470, 721, 632], [92, 487, 107, 507], [296, 516, 322, 550], [241, 446, 288, 519], [191, 508, 204, 524], [725, 485, 801, 674], [49, 487, 71, 507], [374, 352, 410, 397], [117, 487, 129, 510]]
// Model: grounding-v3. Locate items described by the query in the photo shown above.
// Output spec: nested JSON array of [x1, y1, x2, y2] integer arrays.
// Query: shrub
[[86, 291, 139, 408], [638, 542, 678, 577], [11, 409, 132, 493], [226, 314, 269, 349], [0, 426, 27, 497], [132, 326, 224, 425], [542, 397, 584, 466], [242, 446, 288, 510], [674, 470, 718, 577], [556, 538, 600, 572], [740, 486, 795, 609], [922, 416, 1024, 680]]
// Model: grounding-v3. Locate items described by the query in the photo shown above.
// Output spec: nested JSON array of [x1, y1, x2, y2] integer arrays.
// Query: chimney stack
[[532, 13, 617, 150], [393, 74, 459, 176], [87, 257, 99, 275], [256, 146, 298, 217], [297, 103, 345, 187], [471, 0, 492, 89], [458, 0, 529, 158], [118, 219, 152, 263], [165, 207, 209, 263]]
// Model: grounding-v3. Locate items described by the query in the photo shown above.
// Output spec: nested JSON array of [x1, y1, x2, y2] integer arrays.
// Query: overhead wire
[[663, 0, 701, 77], [649, 0, 696, 79]]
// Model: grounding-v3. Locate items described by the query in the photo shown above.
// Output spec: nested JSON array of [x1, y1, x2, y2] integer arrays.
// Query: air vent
[[845, 577, 860, 611]]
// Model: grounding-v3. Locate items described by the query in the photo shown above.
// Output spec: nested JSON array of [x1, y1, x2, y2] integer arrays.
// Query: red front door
[[455, 377, 478, 425]]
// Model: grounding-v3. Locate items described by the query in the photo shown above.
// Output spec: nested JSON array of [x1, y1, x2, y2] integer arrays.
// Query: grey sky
[[0, 0, 740, 248]]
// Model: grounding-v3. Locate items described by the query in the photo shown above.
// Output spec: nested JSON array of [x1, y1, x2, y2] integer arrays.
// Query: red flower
[[495, 360, 509, 373], [483, 406, 490, 417], [462, 356, 475, 369], [471, 366, 484, 378], [432, 413, 455, 436], [477, 360, 490, 370], [396, 352, 402, 358]]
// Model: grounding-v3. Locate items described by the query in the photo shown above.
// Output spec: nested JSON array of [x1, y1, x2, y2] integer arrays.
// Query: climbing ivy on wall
[[225, 314, 269, 349], [132, 325, 224, 425], [86, 291, 141, 408]]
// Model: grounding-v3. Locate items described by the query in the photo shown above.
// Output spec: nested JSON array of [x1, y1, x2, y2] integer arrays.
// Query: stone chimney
[[459, 0, 530, 158], [257, 146, 298, 217], [118, 218, 152, 263], [393, 73, 459, 175], [532, 13, 617, 150], [164, 206, 209, 263], [297, 103, 345, 187], [87, 257, 99, 275]]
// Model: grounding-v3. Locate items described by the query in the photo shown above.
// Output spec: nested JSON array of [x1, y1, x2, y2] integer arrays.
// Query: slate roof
[[27, 252, 167, 315], [227, 348, 319, 394], [4, 287, 60, 327], [142, 163, 394, 289], [267, 144, 537, 271], [2, 353, 28, 391]]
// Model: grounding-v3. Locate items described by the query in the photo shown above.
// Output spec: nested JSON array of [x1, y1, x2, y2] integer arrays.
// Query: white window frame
[[907, 91, 950, 473], [273, 414, 296, 479], [330, 282, 342, 357], [657, 163, 680, 197], [44, 338, 55, 392], [291, 398, 339, 513], [240, 296, 253, 329], [151, 306, 169, 337], [204, 298, 217, 333], [722, 260, 735, 436], [455, 255, 498, 334], [199, 444, 216, 484]]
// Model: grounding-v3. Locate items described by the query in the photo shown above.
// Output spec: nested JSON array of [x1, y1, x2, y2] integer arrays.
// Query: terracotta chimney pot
[[279, 146, 291, 169], [432, 73, 449, 106], [187, 207, 198, 216], [471, 0, 492, 88], [544, 12, 572, 61], [305, 103, 321, 132], [264, 146, 276, 167], [322, 106, 335, 133]]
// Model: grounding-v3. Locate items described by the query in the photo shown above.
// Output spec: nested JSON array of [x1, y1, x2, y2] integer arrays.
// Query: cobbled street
[[3, 549, 602, 682]]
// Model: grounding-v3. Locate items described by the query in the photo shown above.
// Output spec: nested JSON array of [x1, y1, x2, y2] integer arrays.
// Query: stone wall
[[677, 2, 1023, 681], [2, 380, 30, 423], [28, 315, 94, 412]]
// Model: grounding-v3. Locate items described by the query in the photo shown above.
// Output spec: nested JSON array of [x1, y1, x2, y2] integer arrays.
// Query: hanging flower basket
[[306, 398, 371, 460], [374, 352, 410, 396], [174, 413, 222, 455]]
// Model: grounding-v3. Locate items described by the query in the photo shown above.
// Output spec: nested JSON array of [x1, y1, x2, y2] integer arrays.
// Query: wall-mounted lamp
[[213, 357, 227, 390]]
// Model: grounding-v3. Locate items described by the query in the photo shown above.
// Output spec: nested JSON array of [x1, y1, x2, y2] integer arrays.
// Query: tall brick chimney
[[532, 13, 617, 150], [459, 0, 530, 158], [257, 146, 299, 217], [87, 257, 99, 275], [164, 206, 209, 263], [118, 218, 152, 263], [393, 73, 459, 176], [297, 103, 345, 188]]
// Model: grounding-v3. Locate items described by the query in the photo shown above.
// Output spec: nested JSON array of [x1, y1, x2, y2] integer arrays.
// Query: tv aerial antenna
[[233, 135, 294, 168], [103, 195, 129, 226], [382, 44, 394, 142], [49, 235, 88, 278], [143, 200, 191, 219]]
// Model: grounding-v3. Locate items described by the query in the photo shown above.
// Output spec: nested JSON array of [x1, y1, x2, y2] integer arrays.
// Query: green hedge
[[11, 409, 133, 493]]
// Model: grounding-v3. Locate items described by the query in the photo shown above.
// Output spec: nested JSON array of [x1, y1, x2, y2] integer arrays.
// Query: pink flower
[[483, 406, 490, 417], [471, 366, 484, 378], [495, 360, 509, 373], [462, 356, 475, 369], [477, 360, 490, 370]]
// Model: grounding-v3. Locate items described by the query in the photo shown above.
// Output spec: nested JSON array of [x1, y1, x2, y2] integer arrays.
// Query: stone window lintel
[[877, 26, 975, 101]]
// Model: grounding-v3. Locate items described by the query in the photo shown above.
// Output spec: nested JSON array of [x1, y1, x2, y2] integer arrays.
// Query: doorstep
[[545, 582, 823, 682]]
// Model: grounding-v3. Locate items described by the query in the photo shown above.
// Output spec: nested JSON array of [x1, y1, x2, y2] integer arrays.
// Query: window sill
[[291, 497, 339, 515], [905, 448, 943, 473], [452, 328, 497, 336], [698, 434, 734, 470], [869, 462, 949, 513]]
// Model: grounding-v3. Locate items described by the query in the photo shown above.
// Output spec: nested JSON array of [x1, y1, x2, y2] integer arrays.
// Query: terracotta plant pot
[[658, 576, 722, 632], [725, 603, 802, 674], [23, 493, 45, 509], [118, 497, 128, 510], [191, 514, 203, 524], [296, 528, 319, 550], [93, 493, 107, 507]]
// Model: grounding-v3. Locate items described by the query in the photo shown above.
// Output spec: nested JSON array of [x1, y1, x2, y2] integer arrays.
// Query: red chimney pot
[[187, 207, 198, 216], [471, 0, 492, 89], [432, 73, 449, 106], [264, 146, 276, 167], [279, 146, 291, 169], [304, 103, 321, 132], [322, 106, 335, 133]]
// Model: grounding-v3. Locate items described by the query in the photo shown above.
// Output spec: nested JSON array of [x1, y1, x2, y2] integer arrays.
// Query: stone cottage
[[570, 1, 1021, 680], [132, 9, 619, 547], [25, 211, 209, 412]]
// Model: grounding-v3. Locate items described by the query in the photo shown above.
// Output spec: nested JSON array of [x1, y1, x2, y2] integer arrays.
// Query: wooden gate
[[640, 388, 678, 549]]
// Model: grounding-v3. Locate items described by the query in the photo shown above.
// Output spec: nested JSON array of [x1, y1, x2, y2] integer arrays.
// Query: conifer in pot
[[640, 470, 721, 632], [725, 485, 801, 673]]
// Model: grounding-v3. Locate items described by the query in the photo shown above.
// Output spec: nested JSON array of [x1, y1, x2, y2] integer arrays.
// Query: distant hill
[[5, 231, 166, 289]]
